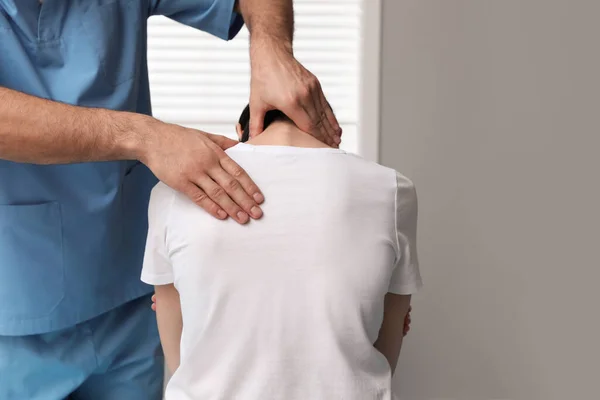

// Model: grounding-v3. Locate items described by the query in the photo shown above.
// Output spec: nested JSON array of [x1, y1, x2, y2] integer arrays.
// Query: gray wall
[[380, 1, 600, 400]]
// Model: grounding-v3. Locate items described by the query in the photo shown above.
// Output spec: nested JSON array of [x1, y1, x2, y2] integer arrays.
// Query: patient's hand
[[151, 294, 156, 311], [403, 306, 412, 337]]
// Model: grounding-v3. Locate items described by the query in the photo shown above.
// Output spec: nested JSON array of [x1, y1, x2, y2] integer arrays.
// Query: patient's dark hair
[[238, 101, 334, 143], [238, 105, 287, 143]]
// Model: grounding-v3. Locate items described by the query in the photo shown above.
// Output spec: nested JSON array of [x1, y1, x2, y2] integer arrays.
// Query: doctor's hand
[[248, 41, 342, 147], [138, 118, 264, 224]]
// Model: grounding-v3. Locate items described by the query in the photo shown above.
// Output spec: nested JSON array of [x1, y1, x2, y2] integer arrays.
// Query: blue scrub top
[[0, 0, 243, 335]]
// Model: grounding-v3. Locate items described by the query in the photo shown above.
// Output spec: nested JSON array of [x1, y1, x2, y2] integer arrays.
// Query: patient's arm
[[154, 284, 183, 375], [373, 294, 412, 374]]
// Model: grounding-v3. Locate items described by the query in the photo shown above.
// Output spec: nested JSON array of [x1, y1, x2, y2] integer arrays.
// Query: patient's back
[[142, 143, 421, 400]]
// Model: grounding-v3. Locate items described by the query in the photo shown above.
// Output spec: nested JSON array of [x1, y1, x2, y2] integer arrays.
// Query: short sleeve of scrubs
[[388, 172, 423, 295], [149, 0, 244, 40], [141, 184, 175, 286]]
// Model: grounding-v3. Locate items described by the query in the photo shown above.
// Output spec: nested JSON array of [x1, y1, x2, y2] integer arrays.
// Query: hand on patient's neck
[[246, 120, 332, 149]]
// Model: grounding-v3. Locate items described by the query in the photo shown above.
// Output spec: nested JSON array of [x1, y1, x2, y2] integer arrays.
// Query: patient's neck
[[245, 121, 331, 149]]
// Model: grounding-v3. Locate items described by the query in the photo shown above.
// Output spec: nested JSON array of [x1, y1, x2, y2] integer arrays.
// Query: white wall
[[380, 2, 600, 400]]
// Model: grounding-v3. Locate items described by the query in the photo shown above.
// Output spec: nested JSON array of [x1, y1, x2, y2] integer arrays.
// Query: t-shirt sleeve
[[141, 184, 175, 286], [388, 171, 423, 295], [149, 0, 244, 41]]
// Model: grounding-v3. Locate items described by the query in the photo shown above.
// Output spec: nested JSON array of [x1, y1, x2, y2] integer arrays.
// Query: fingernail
[[250, 206, 263, 219], [253, 193, 264, 204], [237, 211, 249, 223], [217, 210, 227, 219]]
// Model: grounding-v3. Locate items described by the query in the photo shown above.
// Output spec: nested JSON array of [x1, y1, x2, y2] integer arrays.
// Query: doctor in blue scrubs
[[0, 0, 341, 398]]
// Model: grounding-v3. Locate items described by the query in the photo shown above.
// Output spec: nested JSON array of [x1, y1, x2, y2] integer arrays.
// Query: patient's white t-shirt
[[141, 143, 422, 400]]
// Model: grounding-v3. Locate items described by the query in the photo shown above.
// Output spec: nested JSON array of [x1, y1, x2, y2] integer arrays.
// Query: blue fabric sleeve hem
[[216, 0, 244, 40], [151, 0, 245, 41]]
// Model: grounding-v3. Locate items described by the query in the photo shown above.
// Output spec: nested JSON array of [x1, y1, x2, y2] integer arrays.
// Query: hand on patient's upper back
[[138, 118, 264, 225]]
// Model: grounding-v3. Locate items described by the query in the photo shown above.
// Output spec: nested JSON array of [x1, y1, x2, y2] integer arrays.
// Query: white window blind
[[147, 0, 362, 153]]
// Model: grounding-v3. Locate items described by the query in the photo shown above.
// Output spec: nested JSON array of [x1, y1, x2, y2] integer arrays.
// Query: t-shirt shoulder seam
[[345, 152, 397, 171]]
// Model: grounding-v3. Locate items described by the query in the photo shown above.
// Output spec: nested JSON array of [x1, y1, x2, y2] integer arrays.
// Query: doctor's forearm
[[0, 86, 146, 164], [238, 0, 293, 52]]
